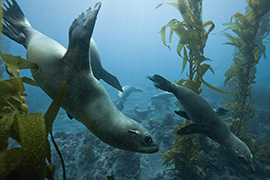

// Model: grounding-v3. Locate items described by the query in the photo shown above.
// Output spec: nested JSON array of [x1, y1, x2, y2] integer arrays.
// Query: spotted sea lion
[[3, 0, 158, 153], [148, 74, 254, 170]]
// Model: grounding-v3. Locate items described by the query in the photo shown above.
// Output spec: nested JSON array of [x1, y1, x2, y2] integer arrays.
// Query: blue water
[[1, 0, 270, 179]]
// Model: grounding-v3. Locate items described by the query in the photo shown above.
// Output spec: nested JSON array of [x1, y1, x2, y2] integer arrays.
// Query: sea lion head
[[110, 119, 158, 153], [232, 142, 255, 171], [126, 127, 159, 153]]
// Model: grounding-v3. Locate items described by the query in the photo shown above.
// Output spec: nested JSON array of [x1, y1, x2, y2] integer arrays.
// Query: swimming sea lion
[[118, 85, 143, 100], [148, 74, 254, 170], [2, 4, 122, 92], [3, 0, 158, 153], [115, 85, 143, 110], [151, 92, 174, 101]]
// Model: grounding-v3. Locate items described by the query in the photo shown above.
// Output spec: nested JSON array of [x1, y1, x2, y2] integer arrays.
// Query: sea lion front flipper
[[63, 2, 101, 72], [174, 110, 191, 120], [177, 124, 208, 135], [147, 74, 175, 93]]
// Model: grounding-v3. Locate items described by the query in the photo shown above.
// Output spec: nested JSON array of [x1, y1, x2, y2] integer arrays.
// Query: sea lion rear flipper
[[174, 110, 190, 120], [90, 39, 123, 91], [63, 2, 102, 72], [177, 124, 208, 135], [2, 22, 26, 47], [97, 69, 123, 92], [2, 0, 30, 47], [147, 74, 175, 93]]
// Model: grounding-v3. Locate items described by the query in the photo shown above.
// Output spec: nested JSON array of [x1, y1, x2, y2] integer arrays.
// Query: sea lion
[[3, 0, 158, 153], [115, 85, 143, 110], [118, 85, 143, 100], [2, 5, 122, 92], [148, 74, 254, 170], [151, 92, 174, 101]]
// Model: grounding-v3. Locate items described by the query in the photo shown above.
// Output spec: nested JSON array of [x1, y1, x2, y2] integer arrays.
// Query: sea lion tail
[[147, 74, 175, 93]]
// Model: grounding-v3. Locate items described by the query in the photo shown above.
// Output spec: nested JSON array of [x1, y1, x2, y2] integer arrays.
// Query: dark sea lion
[[2, 0, 158, 153], [148, 74, 254, 170]]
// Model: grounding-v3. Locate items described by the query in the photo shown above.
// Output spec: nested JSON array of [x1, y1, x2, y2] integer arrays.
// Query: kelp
[[157, 1, 222, 177], [0, 26, 66, 180], [222, 0, 270, 132], [222, 0, 270, 165], [156, 0, 230, 95], [0, 74, 67, 179], [162, 120, 201, 179]]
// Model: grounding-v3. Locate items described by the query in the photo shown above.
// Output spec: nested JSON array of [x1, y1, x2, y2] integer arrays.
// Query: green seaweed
[[222, 0, 270, 165], [157, 1, 216, 177], [157, 0, 230, 95], [0, 45, 66, 179], [162, 120, 200, 178]]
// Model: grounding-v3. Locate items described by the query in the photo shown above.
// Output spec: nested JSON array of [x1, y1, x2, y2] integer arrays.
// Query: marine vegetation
[[162, 120, 201, 180], [0, 3, 67, 179], [156, 0, 231, 94], [156, 0, 223, 178], [222, 0, 270, 164]]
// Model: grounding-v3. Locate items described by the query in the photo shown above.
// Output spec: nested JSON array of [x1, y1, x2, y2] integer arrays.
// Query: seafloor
[[25, 81, 270, 180]]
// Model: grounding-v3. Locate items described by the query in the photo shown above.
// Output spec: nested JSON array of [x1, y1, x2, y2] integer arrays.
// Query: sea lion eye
[[144, 135, 152, 144]]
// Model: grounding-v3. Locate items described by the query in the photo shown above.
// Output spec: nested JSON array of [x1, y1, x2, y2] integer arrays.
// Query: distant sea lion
[[118, 85, 143, 100], [89, 39, 122, 92], [3, 0, 158, 153], [148, 74, 254, 170], [115, 85, 143, 110], [151, 92, 174, 101]]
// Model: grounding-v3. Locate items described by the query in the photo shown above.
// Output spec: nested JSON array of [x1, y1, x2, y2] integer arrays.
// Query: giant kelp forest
[[1, 0, 270, 179]]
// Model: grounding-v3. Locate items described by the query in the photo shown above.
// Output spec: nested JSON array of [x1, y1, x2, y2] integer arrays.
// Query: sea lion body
[[3, 0, 158, 153], [148, 74, 254, 170]]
